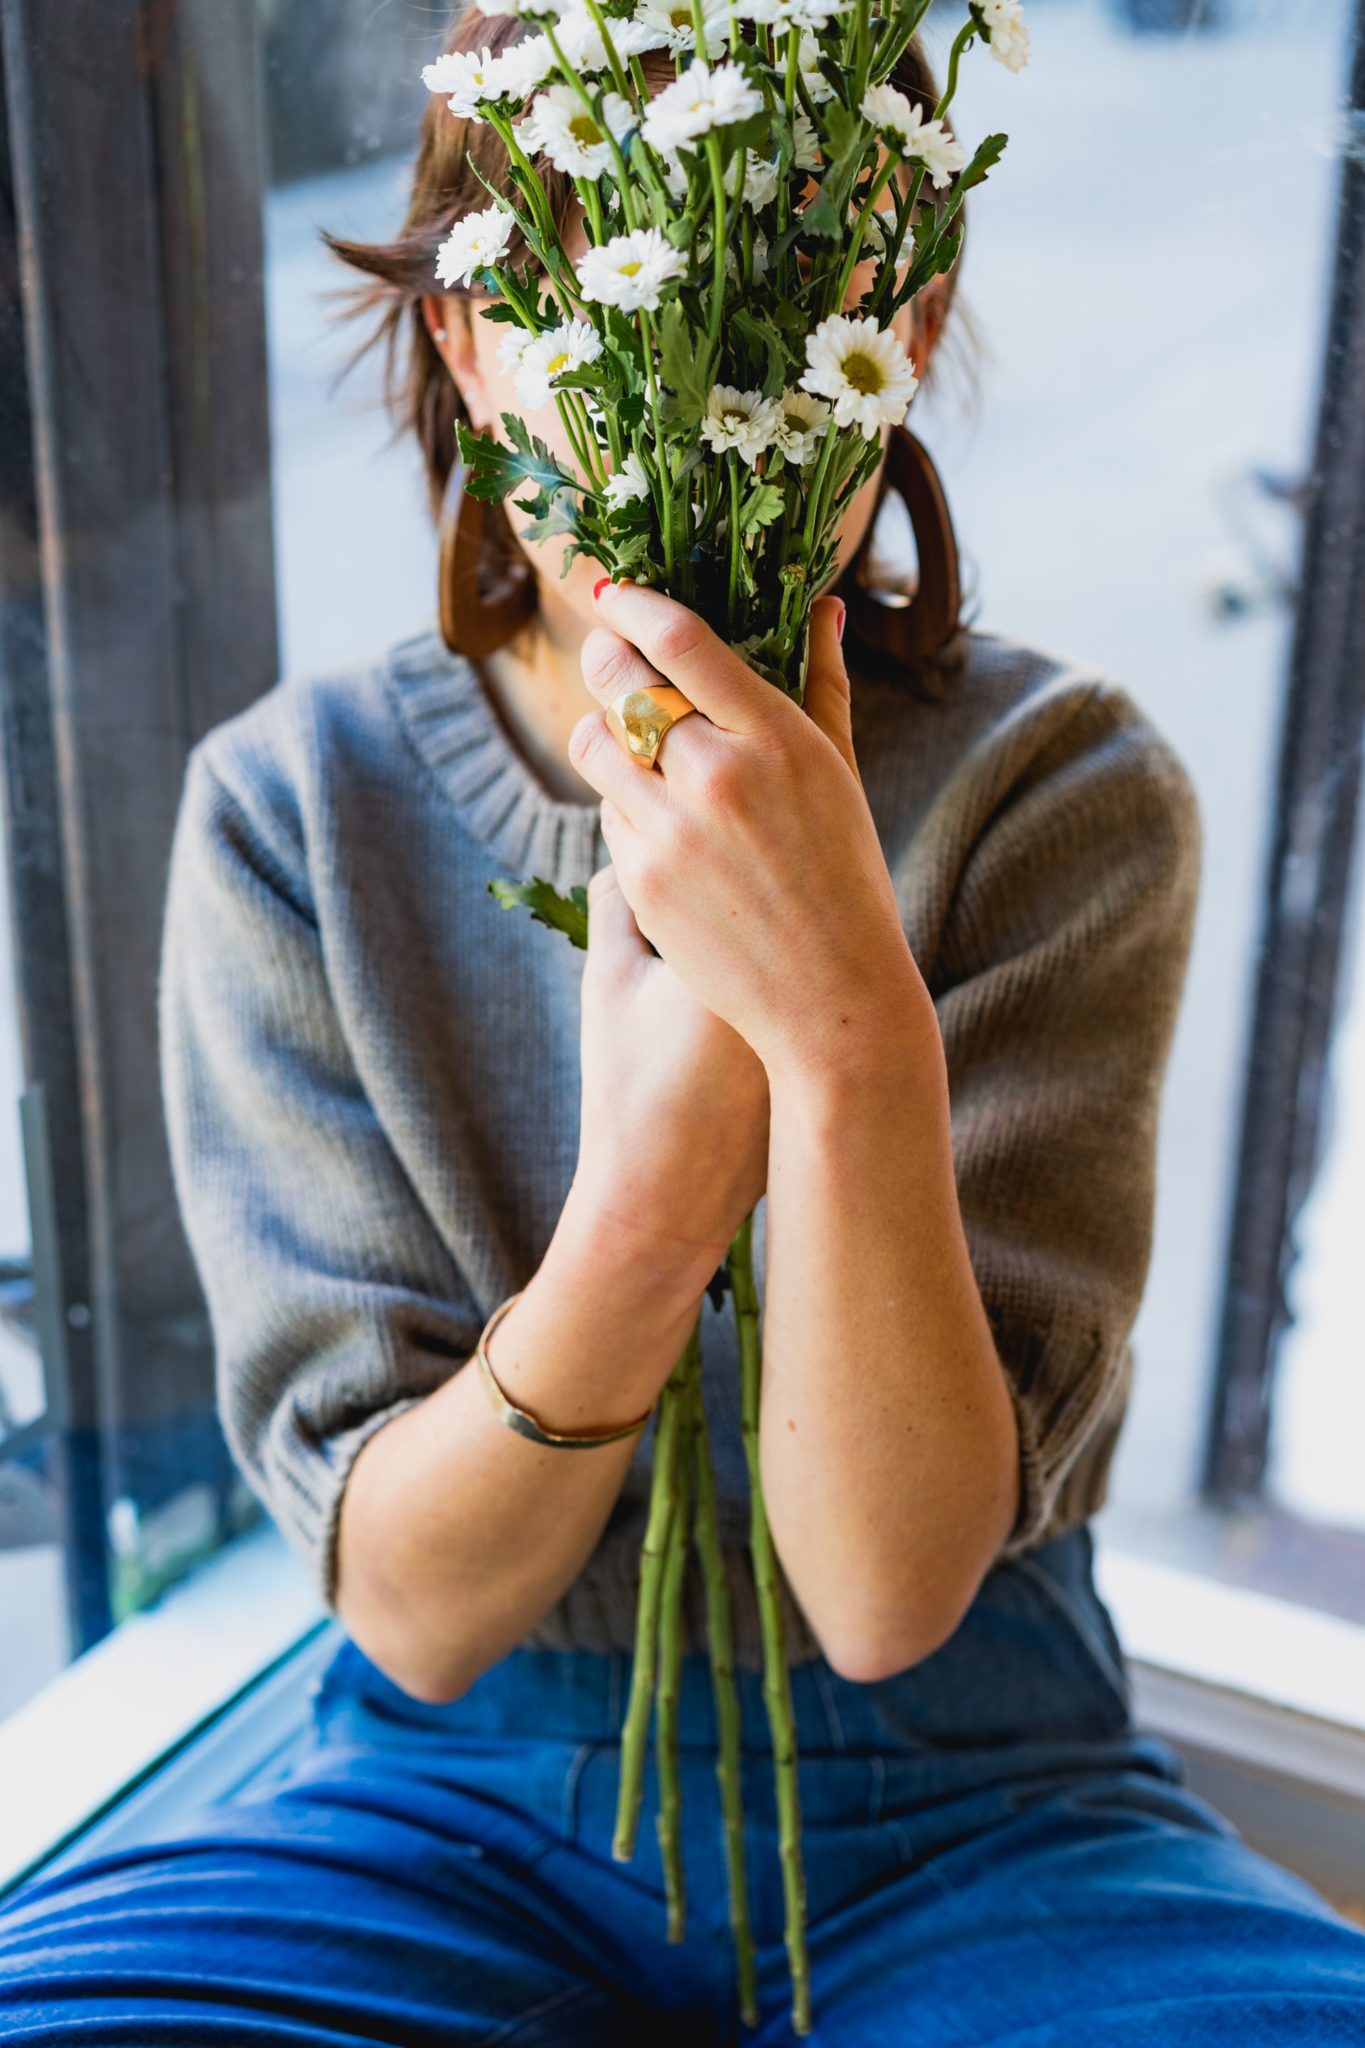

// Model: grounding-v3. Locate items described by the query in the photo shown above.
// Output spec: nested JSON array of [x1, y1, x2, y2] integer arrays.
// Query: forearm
[[336, 1185, 711, 1703], [760, 976, 1020, 1683]]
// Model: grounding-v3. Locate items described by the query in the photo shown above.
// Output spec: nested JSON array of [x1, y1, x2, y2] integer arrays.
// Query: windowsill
[[0, 1525, 324, 1899], [2, 1530, 1363, 1907]]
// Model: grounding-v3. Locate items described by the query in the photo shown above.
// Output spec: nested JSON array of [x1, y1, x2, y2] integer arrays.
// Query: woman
[[2, 12, 1364, 2045]]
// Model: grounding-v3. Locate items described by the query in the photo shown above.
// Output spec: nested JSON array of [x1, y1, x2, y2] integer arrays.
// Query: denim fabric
[[2, 1527, 1364, 2045]]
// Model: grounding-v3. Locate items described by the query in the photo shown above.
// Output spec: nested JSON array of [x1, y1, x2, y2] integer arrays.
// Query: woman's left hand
[[567, 581, 939, 1084]]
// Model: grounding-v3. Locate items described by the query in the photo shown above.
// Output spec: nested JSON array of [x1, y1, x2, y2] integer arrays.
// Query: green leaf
[[738, 480, 786, 535], [655, 301, 715, 426], [822, 99, 864, 170], [730, 305, 788, 399], [957, 131, 1008, 195], [487, 876, 589, 950], [454, 412, 581, 505], [799, 186, 842, 242], [516, 487, 581, 545]]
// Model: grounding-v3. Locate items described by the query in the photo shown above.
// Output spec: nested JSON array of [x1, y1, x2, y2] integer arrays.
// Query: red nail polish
[[836, 599, 847, 644], [593, 576, 611, 601]]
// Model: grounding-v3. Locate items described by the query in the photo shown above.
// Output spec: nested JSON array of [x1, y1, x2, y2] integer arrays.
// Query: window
[[0, 0, 1362, 1744]]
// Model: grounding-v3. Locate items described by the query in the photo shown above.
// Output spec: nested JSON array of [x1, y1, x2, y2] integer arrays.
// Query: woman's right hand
[[571, 862, 770, 1283]]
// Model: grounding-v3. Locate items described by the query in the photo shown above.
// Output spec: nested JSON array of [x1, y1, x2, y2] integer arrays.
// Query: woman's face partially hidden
[[425, 149, 944, 630]]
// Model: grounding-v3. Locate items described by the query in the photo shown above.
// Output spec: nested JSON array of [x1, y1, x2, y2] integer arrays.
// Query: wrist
[[763, 956, 943, 1103], [558, 1170, 734, 1308]]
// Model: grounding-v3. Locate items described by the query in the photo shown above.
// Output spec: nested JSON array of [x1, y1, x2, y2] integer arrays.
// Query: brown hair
[[324, 10, 979, 523]]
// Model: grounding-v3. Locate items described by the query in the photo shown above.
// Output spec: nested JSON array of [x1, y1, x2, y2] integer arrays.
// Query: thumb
[[801, 595, 859, 782], [585, 859, 649, 968]]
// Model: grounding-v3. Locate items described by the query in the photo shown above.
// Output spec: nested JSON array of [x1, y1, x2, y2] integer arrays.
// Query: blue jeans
[[2, 1526, 1363, 2044]]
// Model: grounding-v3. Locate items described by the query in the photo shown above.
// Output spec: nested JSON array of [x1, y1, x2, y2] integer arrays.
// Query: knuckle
[[653, 613, 705, 669], [580, 626, 631, 692], [568, 713, 604, 767]]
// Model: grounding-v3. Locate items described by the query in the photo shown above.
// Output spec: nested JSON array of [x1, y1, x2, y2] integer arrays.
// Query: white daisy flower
[[770, 386, 832, 465], [496, 32, 558, 99], [520, 83, 636, 177], [793, 109, 823, 171], [796, 29, 836, 104], [635, 0, 732, 57], [554, 1, 666, 70], [602, 449, 652, 508], [799, 312, 919, 438], [978, 0, 1030, 73], [514, 316, 604, 410], [421, 47, 513, 120], [497, 325, 534, 376], [639, 61, 764, 152], [748, 0, 850, 32], [744, 150, 781, 210], [577, 225, 688, 311], [435, 203, 517, 288], [859, 87, 965, 189], [699, 385, 781, 467]]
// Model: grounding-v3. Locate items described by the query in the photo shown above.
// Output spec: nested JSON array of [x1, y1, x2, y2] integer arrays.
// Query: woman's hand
[[572, 862, 770, 1279], [567, 585, 937, 1084]]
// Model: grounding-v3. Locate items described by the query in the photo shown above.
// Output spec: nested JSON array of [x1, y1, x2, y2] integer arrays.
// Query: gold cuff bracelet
[[475, 1291, 655, 1448]]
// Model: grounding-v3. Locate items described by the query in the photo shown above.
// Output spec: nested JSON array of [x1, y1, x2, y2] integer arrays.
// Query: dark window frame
[[0, 0, 277, 1650]]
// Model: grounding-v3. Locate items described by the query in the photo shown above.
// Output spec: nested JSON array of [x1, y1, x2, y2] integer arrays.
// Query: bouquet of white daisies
[[422, 0, 1027, 2032]]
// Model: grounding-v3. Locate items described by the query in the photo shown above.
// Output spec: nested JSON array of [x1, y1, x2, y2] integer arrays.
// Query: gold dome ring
[[604, 682, 699, 770]]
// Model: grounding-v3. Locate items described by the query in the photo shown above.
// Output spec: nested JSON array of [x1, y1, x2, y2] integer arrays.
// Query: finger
[[589, 579, 784, 735], [585, 858, 650, 966], [567, 706, 669, 830], [802, 594, 860, 783]]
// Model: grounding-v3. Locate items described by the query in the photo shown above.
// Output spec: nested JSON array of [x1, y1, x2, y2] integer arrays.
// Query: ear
[[802, 594, 860, 783], [421, 293, 488, 428]]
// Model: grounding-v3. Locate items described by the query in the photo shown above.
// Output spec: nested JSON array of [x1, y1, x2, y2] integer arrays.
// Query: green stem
[[636, 306, 677, 584], [613, 1320, 696, 1862], [543, 19, 640, 233], [655, 1337, 697, 1943], [690, 1359, 758, 2026], [869, 15, 975, 322], [727, 450, 743, 637], [729, 1212, 811, 2038], [832, 151, 895, 313], [705, 129, 729, 366]]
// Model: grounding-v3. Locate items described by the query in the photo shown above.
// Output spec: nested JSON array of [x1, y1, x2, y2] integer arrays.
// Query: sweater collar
[[385, 623, 606, 893]]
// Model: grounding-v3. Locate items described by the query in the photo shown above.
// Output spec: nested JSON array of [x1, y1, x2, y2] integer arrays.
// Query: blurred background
[[0, 0, 1361, 1729]]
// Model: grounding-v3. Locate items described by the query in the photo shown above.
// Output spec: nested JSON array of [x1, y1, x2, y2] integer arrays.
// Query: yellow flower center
[[620, 260, 642, 276], [547, 352, 571, 375], [841, 351, 885, 396], [570, 114, 604, 146]]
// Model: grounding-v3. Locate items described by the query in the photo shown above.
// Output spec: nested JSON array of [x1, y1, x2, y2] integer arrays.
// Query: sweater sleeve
[[157, 740, 483, 1608], [931, 680, 1203, 1559]]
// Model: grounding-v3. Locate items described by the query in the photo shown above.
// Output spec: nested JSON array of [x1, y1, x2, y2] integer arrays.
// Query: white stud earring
[[434, 327, 448, 343]]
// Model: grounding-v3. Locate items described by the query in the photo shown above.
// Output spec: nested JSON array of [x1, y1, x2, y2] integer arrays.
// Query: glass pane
[[912, 0, 1359, 1587], [263, 2, 443, 675]]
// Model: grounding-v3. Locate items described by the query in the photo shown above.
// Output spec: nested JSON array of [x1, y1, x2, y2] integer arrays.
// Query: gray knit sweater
[[157, 620, 1201, 1670]]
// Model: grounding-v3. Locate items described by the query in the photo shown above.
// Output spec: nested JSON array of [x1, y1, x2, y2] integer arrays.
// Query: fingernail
[[835, 599, 847, 644], [593, 576, 611, 601]]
